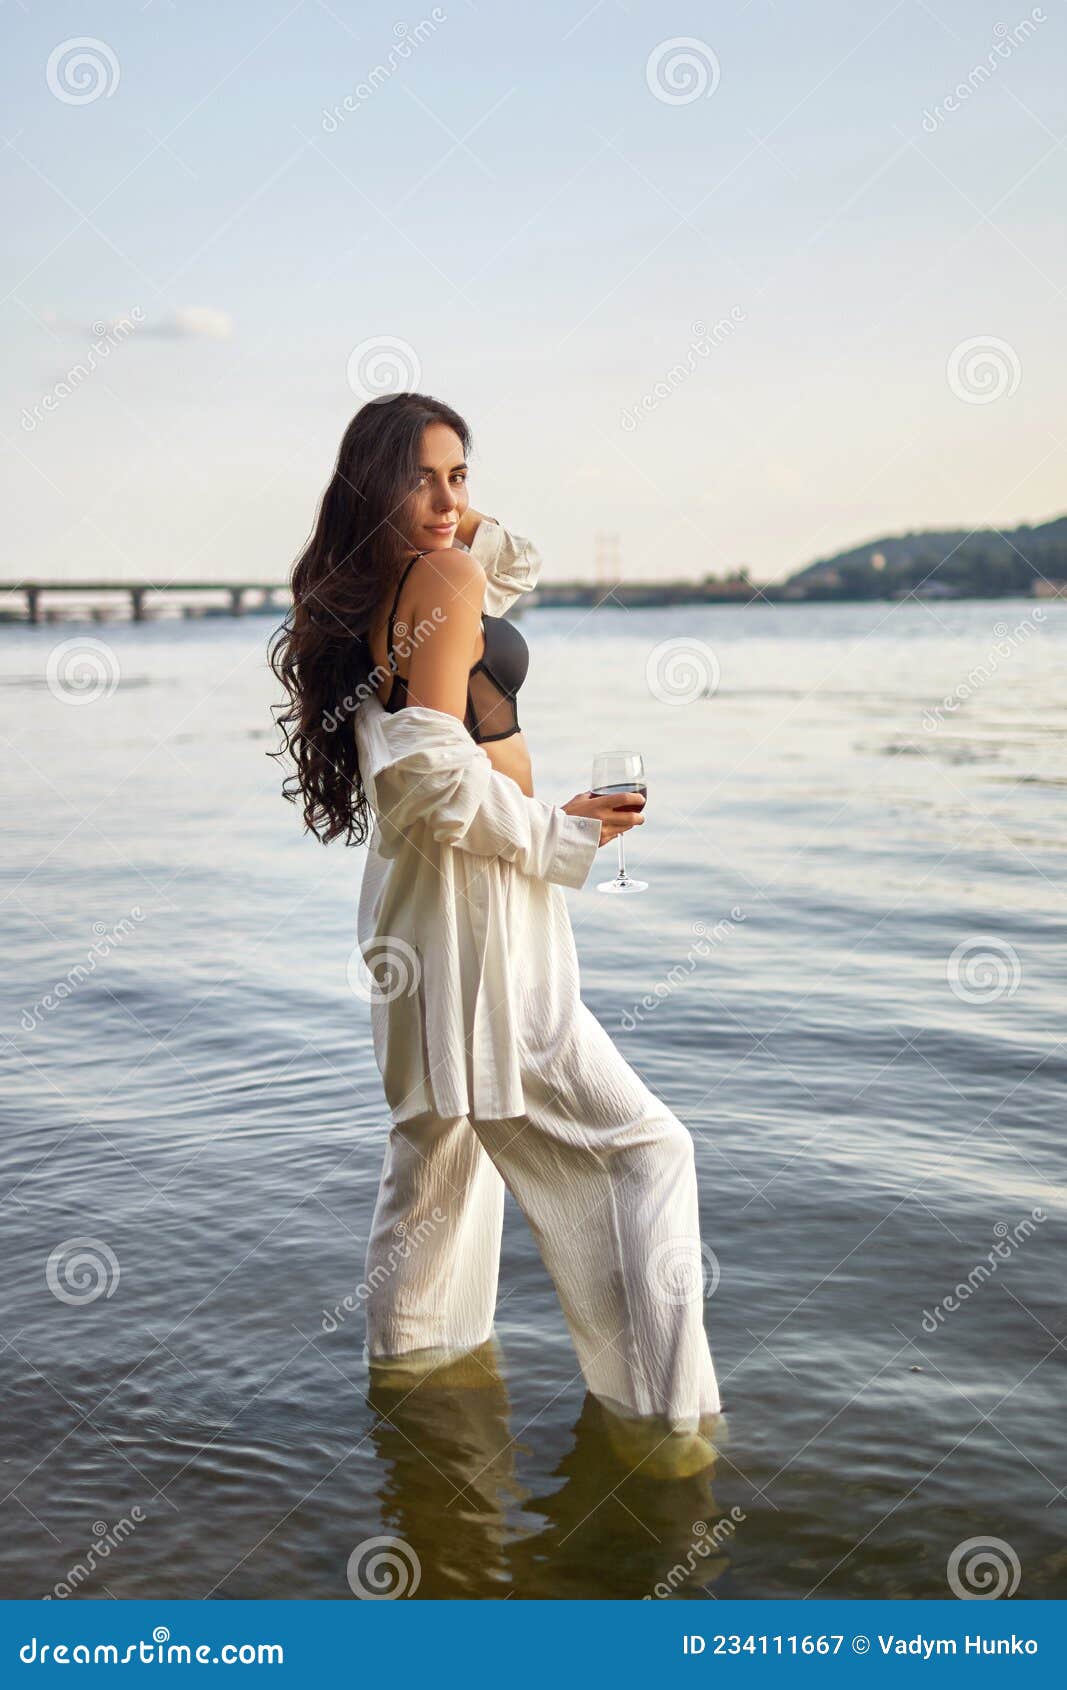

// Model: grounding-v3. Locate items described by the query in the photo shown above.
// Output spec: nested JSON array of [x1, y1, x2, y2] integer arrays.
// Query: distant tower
[[594, 530, 622, 585]]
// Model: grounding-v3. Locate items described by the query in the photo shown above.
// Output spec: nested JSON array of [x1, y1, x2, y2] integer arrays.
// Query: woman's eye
[[414, 471, 465, 489]]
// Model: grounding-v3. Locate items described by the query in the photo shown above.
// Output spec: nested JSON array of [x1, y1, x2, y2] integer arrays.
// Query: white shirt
[[354, 519, 603, 1124]]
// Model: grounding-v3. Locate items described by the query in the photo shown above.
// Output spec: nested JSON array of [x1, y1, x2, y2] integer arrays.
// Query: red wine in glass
[[590, 752, 648, 894]]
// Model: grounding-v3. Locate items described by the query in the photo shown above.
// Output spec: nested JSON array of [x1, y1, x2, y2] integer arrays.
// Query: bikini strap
[[386, 551, 426, 671]]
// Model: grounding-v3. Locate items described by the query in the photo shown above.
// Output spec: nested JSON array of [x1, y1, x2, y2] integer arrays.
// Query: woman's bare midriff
[[482, 729, 534, 797], [367, 590, 535, 799]]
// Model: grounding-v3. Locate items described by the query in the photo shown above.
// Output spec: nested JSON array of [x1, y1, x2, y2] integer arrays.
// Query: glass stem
[[616, 834, 627, 881]]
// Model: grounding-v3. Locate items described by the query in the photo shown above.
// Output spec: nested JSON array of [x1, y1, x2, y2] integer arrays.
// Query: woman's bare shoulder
[[408, 546, 485, 597]]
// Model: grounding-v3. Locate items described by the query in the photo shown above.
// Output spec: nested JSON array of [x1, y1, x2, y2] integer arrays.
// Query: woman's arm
[[368, 549, 638, 889], [453, 506, 489, 550], [457, 509, 543, 619], [374, 726, 602, 888]]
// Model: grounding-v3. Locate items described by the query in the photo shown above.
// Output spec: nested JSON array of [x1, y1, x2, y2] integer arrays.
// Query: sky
[[2, 0, 1064, 586]]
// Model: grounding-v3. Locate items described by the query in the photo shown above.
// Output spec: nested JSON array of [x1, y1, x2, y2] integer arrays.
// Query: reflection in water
[[364, 1340, 519, 1598], [365, 1340, 734, 1600]]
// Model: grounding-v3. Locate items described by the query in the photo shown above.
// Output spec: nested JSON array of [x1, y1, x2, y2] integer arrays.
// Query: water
[[2, 596, 1064, 1600]]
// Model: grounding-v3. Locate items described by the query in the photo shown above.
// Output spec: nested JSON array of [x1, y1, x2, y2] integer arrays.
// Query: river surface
[[2, 595, 1064, 1600]]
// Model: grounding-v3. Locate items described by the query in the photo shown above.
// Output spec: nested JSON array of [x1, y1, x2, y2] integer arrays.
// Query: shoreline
[[1, 583, 1063, 628]]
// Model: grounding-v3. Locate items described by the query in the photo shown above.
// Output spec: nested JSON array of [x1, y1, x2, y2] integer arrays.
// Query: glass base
[[596, 875, 649, 894]]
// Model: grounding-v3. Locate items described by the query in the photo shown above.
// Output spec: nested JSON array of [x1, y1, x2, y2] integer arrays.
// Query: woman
[[271, 393, 723, 1473]]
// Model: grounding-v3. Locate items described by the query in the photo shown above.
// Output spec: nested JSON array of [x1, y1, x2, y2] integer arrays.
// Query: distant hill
[[784, 512, 1067, 599]]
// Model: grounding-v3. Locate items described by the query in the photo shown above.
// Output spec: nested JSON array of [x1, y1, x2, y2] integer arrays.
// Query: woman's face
[[401, 422, 469, 552]]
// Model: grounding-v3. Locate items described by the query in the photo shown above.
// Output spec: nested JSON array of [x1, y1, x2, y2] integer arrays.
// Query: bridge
[[0, 581, 290, 624]]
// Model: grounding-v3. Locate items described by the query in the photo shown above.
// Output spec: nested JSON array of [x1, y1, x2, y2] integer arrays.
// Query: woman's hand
[[454, 506, 492, 549], [562, 790, 646, 847]]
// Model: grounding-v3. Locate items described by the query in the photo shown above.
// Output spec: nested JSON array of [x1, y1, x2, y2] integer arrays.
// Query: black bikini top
[[380, 550, 529, 744]]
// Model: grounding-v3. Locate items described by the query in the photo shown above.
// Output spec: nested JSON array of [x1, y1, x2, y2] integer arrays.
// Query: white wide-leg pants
[[362, 1001, 722, 1432]]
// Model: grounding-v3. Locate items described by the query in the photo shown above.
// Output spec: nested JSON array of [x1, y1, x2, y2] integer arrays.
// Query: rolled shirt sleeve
[[372, 706, 602, 890], [465, 517, 543, 618], [439, 778, 602, 890]]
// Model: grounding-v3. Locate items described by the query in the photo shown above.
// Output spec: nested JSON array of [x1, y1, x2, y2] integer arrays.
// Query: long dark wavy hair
[[269, 392, 472, 846]]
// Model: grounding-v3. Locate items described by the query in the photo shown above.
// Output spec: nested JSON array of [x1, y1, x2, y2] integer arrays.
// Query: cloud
[[41, 305, 233, 341], [141, 306, 234, 341]]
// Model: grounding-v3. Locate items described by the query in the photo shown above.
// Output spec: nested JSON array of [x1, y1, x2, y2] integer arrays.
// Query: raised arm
[[459, 511, 543, 619]]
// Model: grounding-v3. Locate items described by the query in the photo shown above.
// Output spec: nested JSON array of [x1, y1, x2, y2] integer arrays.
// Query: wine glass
[[591, 751, 648, 894]]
